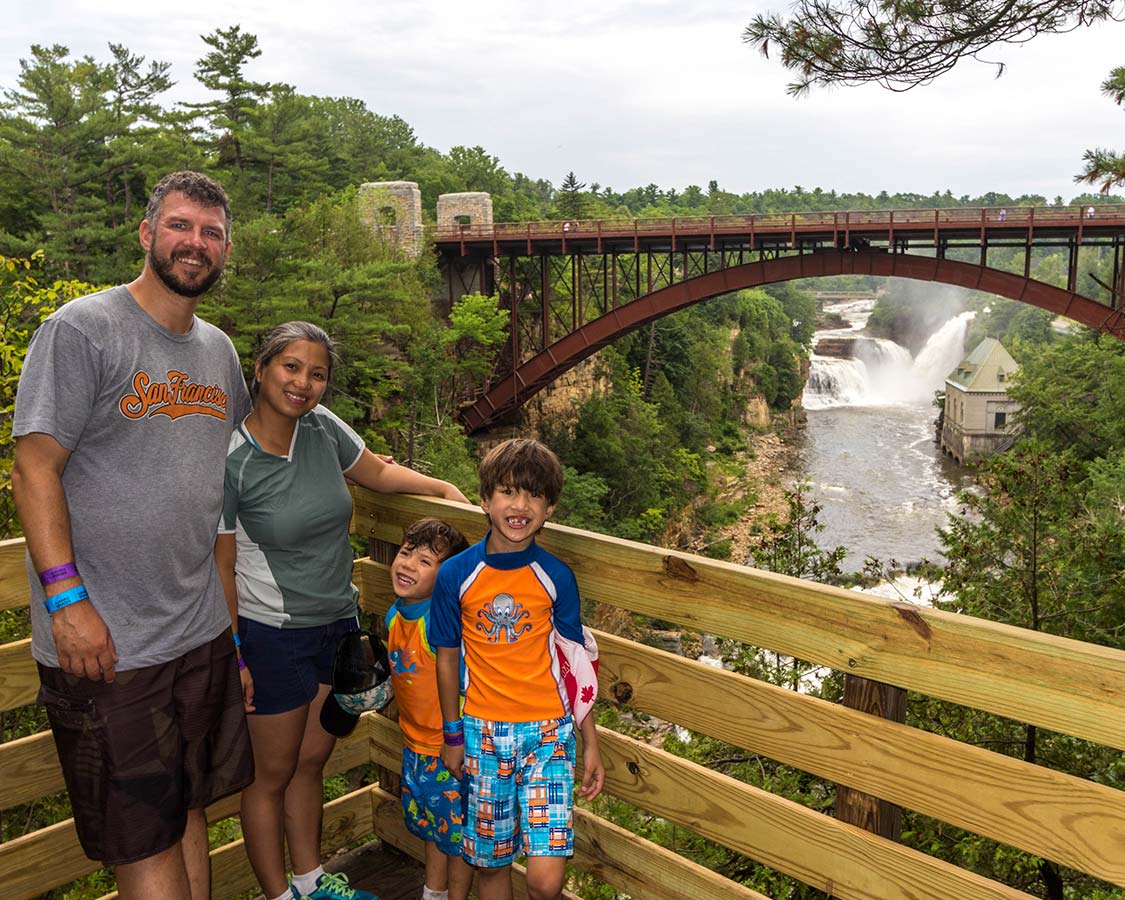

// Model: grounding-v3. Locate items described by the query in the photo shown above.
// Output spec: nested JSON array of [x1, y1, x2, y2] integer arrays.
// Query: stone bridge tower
[[435, 192, 496, 315], [357, 181, 424, 257], [356, 184, 497, 315]]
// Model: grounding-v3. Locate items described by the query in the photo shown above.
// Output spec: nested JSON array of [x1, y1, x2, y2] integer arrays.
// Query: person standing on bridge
[[217, 320, 468, 900], [11, 171, 255, 900]]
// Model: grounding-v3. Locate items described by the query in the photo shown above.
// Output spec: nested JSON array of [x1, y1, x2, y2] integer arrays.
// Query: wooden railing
[[5, 489, 1125, 899], [434, 205, 1125, 243]]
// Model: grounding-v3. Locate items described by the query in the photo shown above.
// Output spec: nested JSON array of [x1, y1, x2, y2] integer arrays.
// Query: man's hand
[[51, 600, 117, 681]]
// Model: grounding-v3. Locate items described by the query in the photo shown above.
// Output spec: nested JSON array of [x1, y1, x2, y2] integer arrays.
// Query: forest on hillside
[[2, 26, 1125, 900]]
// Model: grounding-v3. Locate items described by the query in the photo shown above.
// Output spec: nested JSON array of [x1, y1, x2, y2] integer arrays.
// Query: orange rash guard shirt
[[385, 597, 444, 755], [429, 536, 584, 723]]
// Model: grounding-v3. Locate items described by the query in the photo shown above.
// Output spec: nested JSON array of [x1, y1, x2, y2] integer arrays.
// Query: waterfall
[[909, 312, 976, 391], [805, 309, 975, 409]]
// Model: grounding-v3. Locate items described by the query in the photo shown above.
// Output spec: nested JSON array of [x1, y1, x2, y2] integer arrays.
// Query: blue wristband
[[442, 719, 464, 734], [232, 632, 241, 648], [45, 585, 89, 615]]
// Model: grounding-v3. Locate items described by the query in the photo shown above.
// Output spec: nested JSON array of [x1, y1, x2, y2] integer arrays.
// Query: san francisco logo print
[[119, 370, 229, 421]]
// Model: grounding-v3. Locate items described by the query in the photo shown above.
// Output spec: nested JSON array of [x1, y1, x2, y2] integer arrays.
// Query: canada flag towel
[[555, 627, 599, 727]]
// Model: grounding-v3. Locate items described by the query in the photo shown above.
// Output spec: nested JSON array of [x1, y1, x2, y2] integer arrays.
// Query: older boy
[[431, 439, 605, 900], [385, 518, 472, 900]]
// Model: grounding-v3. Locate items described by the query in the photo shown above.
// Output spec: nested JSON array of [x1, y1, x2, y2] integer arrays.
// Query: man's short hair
[[145, 171, 232, 240], [401, 517, 469, 561], [478, 438, 564, 506]]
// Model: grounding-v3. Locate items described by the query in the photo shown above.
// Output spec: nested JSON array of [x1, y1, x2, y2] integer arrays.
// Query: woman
[[216, 321, 468, 900]]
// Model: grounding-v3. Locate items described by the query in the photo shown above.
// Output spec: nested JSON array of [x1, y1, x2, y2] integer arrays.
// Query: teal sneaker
[[298, 872, 380, 900]]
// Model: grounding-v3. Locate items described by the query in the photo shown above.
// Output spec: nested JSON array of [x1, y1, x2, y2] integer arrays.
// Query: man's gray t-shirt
[[13, 285, 251, 670]]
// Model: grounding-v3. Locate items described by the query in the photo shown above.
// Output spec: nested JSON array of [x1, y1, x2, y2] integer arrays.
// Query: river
[[798, 298, 974, 573]]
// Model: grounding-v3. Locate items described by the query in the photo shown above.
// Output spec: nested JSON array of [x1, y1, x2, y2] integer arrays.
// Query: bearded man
[[12, 171, 254, 900]]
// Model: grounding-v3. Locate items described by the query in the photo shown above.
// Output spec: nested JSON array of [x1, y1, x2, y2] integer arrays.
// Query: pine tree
[[555, 171, 587, 220]]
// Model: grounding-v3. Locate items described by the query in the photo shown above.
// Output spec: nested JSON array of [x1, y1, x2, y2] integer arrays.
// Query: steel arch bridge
[[434, 206, 1125, 432]]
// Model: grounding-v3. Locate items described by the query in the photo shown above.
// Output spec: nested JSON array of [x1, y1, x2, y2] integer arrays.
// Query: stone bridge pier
[[358, 183, 496, 315], [435, 192, 495, 314], [357, 181, 425, 256]]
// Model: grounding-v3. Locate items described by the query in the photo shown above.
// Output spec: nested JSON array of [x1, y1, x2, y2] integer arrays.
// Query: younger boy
[[386, 518, 473, 900], [431, 439, 605, 900]]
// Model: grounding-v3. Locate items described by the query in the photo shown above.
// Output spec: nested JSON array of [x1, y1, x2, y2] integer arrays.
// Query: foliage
[[184, 24, 271, 184], [912, 337, 1125, 899], [748, 479, 846, 582], [1, 253, 99, 538], [545, 350, 705, 542], [743, 0, 1124, 95], [1078, 65, 1125, 191], [1007, 332, 1125, 459], [555, 171, 588, 220]]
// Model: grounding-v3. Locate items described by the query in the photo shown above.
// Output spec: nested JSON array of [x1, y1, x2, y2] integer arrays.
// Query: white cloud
[[5, 0, 1123, 203]]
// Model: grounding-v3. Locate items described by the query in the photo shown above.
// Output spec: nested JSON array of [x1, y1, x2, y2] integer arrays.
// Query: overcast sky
[[6, 1, 1124, 206]]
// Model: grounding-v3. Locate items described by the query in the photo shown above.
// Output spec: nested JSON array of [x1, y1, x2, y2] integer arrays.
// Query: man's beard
[[149, 244, 225, 298]]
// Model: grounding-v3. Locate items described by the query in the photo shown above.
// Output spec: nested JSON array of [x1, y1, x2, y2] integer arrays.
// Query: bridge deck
[[435, 206, 1125, 256]]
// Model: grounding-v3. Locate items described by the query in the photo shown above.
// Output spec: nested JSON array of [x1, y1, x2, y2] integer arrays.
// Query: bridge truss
[[435, 207, 1125, 431]]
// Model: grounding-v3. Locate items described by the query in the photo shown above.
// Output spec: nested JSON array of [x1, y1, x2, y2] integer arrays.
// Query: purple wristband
[[39, 563, 79, 587], [237, 656, 248, 672], [443, 731, 465, 747]]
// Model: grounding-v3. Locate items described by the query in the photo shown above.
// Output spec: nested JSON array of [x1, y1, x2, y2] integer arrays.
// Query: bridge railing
[[5, 491, 1125, 899], [435, 205, 1119, 243]]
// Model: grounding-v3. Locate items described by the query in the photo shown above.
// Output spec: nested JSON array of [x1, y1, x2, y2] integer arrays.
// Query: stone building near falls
[[940, 338, 1020, 463]]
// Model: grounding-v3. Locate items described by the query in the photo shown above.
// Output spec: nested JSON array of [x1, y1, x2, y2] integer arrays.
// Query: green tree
[[186, 25, 270, 180], [743, 0, 1121, 95], [1, 253, 98, 537], [555, 171, 588, 220], [0, 45, 121, 280], [1078, 65, 1125, 191], [743, 0, 1125, 192], [240, 85, 332, 214]]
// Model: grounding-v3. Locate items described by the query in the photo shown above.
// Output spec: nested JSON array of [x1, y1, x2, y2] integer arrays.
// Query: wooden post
[[833, 675, 907, 840], [368, 536, 402, 798]]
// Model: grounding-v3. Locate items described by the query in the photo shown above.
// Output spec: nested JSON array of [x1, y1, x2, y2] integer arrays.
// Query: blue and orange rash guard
[[385, 598, 443, 755], [430, 537, 584, 723]]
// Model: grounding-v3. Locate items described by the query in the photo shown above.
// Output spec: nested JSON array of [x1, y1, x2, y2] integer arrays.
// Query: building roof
[[946, 338, 1019, 391]]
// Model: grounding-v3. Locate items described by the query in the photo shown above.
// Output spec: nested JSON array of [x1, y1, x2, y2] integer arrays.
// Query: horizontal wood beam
[[0, 639, 37, 713], [571, 806, 769, 900], [0, 710, 373, 811], [367, 712, 757, 900], [596, 727, 1035, 900], [0, 730, 62, 809], [0, 539, 28, 612], [356, 573, 1125, 887], [1, 722, 377, 899], [593, 631, 1125, 885], [351, 490, 1125, 752]]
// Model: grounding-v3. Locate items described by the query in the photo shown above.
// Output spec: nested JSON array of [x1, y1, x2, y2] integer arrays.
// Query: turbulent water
[[798, 299, 973, 571]]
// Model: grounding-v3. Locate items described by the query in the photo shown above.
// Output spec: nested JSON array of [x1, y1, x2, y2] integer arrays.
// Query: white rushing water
[[804, 310, 975, 410], [797, 299, 973, 570]]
